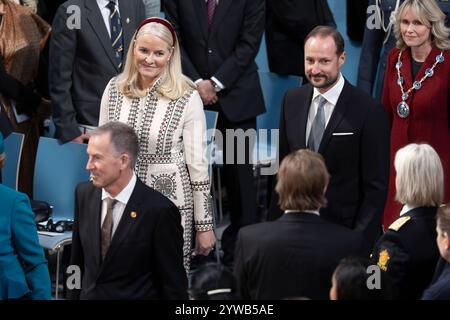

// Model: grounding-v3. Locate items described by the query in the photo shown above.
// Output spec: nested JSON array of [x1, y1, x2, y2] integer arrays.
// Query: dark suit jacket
[[49, 0, 145, 142], [422, 260, 450, 300], [164, 0, 265, 122], [371, 207, 440, 300], [234, 213, 365, 300], [69, 179, 188, 300], [269, 80, 390, 250], [265, 0, 335, 77]]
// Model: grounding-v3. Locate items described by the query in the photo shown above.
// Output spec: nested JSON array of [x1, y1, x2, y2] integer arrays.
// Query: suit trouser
[[215, 112, 257, 264]]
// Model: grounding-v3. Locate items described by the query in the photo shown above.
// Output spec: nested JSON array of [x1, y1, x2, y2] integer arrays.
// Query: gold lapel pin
[[126, 17, 130, 24], [131, 211, 137, 218]]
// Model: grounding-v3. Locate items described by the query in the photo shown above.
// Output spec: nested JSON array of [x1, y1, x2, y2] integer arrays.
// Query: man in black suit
[[235, 149, 365, 300], [269, 26, 390, 252], [165, 0, 266, 265], [49, 0, 145, 143], [265, 0, 335, 78], [68, 122, 187, 300]]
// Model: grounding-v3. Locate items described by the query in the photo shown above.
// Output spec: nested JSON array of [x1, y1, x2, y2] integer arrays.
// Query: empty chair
[[33, 137, 90, 299], [33, 137, 90, 221]]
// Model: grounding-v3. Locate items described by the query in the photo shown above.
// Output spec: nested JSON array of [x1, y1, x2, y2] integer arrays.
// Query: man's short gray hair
[[92, 121, 139, 169]]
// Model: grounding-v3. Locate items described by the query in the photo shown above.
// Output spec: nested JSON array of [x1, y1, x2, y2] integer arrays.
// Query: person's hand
[[197, 80, 218, 105], [71, 133, 90, 144], [194, 230, 216, 256]]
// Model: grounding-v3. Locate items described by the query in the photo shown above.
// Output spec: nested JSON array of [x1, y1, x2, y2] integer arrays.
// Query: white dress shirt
[[306, 73, 345, 144], [399, 204, 419, 216], [285, 209, 320, 216], [101, 173, 137, 237], [97, 0, 121, 38]]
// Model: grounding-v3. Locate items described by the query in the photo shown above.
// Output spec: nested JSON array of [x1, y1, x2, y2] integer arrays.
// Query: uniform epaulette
[[388, 216, 411, 232]]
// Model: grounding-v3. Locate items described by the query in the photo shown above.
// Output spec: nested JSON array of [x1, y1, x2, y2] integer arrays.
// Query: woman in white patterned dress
[[99, 17, 215, 270]]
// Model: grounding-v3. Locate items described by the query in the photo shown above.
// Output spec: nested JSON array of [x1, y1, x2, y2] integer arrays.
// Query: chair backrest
[[33, 137, 90, 221], [204, 110, 218, 144], [253, 72, 301, 173], [204, 110, 219, 176], [257, 71, 302, 131], [1, 132, 24, 190]]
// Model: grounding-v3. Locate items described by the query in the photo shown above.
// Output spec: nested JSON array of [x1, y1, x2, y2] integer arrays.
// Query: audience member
[[381, 0, 450, 228], [99, 17, 215, 271], [265, 0, 335, 77], [0, 132, 51, 300], [358, 0, 450, 100], [165, 0, 265, 267], [269, 26, 390, 254], [0, 0, 51, 197], [142, 0, 160, 17], [371, 143, 443, 299], [49, 0, 145, 143], [234, 149, 366, 300], [68, 122, 187, 300], [330, 257, 393, 300], [422, 204, 450, 300], [189, 262, 237, 300]]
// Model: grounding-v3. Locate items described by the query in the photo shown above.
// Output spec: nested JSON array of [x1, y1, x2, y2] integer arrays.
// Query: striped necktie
[[106, 1, 124, 70]]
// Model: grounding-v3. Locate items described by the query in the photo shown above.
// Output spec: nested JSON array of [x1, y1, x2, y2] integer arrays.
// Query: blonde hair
[[116, 19, 195, 99], [394, 0, 450, 50], [276, 149, 330, 211], [395, 143, 444, 207]]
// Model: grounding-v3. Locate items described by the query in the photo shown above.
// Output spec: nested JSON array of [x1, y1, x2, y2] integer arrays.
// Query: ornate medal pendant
[[397, 101, 410, 118], [395, 50, 443, 120]]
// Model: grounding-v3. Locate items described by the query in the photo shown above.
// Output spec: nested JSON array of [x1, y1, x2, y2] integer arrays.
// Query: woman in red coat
[[382, 0, 450, 228]]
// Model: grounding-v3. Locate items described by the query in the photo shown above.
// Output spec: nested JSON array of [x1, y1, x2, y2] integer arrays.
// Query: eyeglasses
[[37, 219, 74, 233]]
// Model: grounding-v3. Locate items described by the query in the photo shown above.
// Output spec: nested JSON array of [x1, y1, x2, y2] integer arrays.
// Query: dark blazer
[[234, 213, 365, 300], [422, 260, 450, 300], [265, 0, 335, 77], [269, 80, 390, 250], [371, 207, 440, 300], [49, 0, 145, 142], [0, 184, 51, 300], [346, 0, 368, 42], [69, 179, 188, 300], [164, 0, 265, 122]]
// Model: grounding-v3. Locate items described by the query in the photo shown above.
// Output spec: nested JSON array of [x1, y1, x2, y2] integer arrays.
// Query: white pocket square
[[332, 132, 354, 136]]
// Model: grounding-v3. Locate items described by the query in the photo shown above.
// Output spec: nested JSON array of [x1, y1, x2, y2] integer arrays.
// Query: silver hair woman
[[371, 143, 444, 299], [394, 143, 444, 208]]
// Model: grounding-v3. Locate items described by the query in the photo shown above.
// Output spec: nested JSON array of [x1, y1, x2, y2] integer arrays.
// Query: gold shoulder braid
[[388, 216, 411, 232]]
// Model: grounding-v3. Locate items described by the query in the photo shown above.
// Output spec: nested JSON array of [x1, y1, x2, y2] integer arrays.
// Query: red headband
[[135, 17, 176, 47]]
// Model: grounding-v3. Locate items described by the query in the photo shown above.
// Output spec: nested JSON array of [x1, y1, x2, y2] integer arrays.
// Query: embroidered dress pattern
[[102, 78, 213, 270]]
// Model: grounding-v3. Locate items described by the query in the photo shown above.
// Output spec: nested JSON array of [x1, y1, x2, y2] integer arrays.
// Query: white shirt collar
[[284, 209, 320, 216], [102, 173, 137, 205], [400, 204, 419, 216], [312, 73, 345, 106], [97, 0, 117, 8]]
